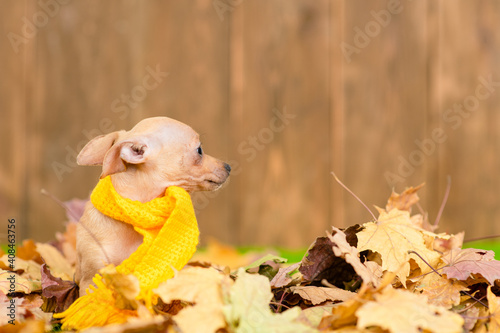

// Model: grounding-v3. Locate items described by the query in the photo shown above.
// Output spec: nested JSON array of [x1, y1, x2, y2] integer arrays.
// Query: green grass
[[0, 244, 14, 254], [4, 241, 499, 263], [463, 240, 500, 259], [239, 240, 500, 263], [237, 246, 307, 263]]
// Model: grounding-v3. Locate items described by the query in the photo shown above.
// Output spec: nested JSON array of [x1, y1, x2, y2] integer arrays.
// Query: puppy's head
[[77, 117, 230, 193]]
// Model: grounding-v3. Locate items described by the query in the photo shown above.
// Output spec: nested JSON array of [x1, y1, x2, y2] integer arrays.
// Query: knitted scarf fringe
[[55, 275, 137, 329]]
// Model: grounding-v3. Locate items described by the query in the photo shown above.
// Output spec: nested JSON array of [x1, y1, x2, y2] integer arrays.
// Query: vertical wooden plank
[[228, 0, 245, 244], [330, 0, 346, 230], [26, 1, 149, 241], [423, 0, 442, 231], [139, 0, 230, 244], [233, 0, 331, 247], [0, 0, 34, 241], [24, 0, 231, 243], [341, 0, 429, 225], [435, 1, 500, 239]]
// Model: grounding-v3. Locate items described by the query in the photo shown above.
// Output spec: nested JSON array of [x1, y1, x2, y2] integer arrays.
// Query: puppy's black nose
[[224, 163, 231, 173]]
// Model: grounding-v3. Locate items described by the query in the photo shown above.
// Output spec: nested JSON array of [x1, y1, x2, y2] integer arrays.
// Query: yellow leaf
[[415, 274, 467, 309], [99, 265, 140, 310], [329, 226, 381, 287], [329, 327, 385, 333], [35, 243, 73, 281], [385, 183, 424, 213], [224, 269, 316, 333], [0, 319, 46, 332], [324, 300, 362, 330], [76, 316, 173, 333], [0, 255, 41, 290], [290, 286, 356, 305], [356, 209, 441, 286], [301, 306, 334, 328], [154, 267, 231, 333], [356, 287, 463, 333], [487, 286, 500, 331], [0, 270, 33, 294]]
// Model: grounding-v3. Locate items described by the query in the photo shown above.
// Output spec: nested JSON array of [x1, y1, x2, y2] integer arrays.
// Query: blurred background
[[1, 1, 500, 248]]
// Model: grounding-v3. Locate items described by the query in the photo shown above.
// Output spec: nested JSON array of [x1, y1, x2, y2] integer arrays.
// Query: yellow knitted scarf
[[54, 176, 199, 330]]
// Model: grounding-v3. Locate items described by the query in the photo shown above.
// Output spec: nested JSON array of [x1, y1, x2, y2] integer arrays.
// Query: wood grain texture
[[232, 0, 331, 247], [139, 0, 231, 242], [330, 0, 346, 233], [0, 1, 33, 240], [2, 0, 500, 247], [341, 0, 429, 224], [436, 1, 500, 238]]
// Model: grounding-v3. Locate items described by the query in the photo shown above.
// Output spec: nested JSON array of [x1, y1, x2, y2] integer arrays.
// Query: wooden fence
[[1, 1, 500, 247]]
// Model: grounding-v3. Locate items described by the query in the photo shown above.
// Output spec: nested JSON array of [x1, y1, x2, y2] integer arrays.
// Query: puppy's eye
[[197, 146, 203, 156]]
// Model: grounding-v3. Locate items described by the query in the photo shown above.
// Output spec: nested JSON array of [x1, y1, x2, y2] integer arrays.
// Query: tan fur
[[74, 117, 230, 296]]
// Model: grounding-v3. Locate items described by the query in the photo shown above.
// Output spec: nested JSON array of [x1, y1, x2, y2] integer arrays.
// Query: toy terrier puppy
[[74, 117, 231, 295]]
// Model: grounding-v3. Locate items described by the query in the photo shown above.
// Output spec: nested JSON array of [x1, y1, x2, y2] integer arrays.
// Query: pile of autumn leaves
[[3, 186, 500, 332]]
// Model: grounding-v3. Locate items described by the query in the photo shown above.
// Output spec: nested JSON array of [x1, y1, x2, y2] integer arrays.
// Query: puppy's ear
[[77, 131, 125, 166], [100, 138, 150, 179]]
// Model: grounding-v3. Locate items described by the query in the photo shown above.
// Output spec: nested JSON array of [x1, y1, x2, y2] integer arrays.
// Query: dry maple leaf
[[460, 303, 483, 332], [270, 262, 300, 288], [300, 236, 355, 285], [300, 306, 335, 329], [224, 268, 316, 333], [154, 266, 231, 333], [16, 239, 44, 265], [415, 274, 468, 309], [99, 265, 140, 310], [0, 255, 42, 291], [356, 209, 441, 286], [54, 222, 78, 266], [35, 243, 74, 281], [431, 231, 464, 253], [0, 320, 46, 333], [245, 254, 287, 281], [41, 264, 79, 313], [63, 198, 88, 222], [290, 286, 356, 305], [300, 225, 362, 286], [0, 293, 51, 328], [317, 274, 391, 331], [441, 248, 500, 284], [329, 226, 381, 287], [0, 270, 34, 294], [356, 287, 464, 333], [487, 286, 500, 331], [80, 316, 176, 333], [385, 184, 424, 213]]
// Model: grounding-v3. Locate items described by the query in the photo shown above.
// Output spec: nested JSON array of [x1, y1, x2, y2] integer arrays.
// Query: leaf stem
[[433, 175, 451, 228], [41, 188, 111, 266], [331, 172, 377, 222], [407, 250, 442, 277], [408, 250, 489, 309]]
